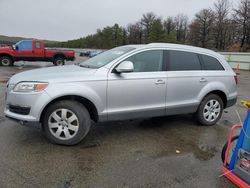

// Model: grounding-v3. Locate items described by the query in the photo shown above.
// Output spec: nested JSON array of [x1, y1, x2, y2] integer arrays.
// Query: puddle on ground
[[195, 144, 217, 161], [134, 117, 229, 161]]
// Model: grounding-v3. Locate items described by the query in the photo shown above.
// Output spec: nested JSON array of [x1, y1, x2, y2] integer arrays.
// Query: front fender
[[0, 52, 13, 57], [40, 82, 106, 117]]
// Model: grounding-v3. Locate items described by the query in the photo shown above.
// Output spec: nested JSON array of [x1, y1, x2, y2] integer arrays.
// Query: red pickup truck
[[0, 40, 75, 66]]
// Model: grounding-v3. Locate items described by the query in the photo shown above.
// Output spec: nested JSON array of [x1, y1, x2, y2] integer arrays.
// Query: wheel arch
[[202, 90, 227, 108], [40, 95, 99, 124], [0, 53, 13, 60], [53, 53, 66, 60]]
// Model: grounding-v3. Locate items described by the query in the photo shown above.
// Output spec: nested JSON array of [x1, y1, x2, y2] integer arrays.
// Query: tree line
[[48, 0, 250, 52]]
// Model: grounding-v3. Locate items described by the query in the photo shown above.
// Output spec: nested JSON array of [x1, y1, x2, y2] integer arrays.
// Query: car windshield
[[79, 46, 135, 69]]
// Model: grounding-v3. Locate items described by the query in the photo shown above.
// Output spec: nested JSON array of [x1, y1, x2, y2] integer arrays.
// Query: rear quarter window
[[168, 50, 201, 71], [200, 54, 224, 70]]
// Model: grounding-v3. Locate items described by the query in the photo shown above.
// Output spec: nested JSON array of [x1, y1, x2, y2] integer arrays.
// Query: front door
[[14, 40, 33, 60], [107, 50, 167, 121]]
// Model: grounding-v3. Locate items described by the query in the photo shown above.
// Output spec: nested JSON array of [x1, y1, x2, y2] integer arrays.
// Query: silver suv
[[4, 43, 238, 145]]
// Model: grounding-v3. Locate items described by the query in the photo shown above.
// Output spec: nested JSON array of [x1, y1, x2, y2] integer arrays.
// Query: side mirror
[[115, 61, 134, 73]]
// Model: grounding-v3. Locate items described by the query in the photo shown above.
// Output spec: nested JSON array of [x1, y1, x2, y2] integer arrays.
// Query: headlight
[[13, 82, 48, 92]]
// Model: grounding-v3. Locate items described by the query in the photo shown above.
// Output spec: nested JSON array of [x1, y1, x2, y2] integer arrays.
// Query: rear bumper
[[226, 97, 237, 108]]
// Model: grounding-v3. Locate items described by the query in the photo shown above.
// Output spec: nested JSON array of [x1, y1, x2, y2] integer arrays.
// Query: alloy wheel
[[203, 99, 221, 122], [48, 108, 79, 140]]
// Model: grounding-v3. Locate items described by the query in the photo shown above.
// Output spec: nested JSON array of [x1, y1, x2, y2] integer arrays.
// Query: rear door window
[[167, 50, 201, 71], [200, 54, 224, 70], [35, 42, 41, 49]]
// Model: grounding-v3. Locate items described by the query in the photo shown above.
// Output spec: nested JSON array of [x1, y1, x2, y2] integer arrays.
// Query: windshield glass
[[79, 46, 135, 68]]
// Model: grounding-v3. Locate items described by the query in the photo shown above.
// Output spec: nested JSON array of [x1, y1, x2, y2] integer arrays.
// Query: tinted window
[[168, 50, 201, 71], [125, 50, 163, 72], [35, 42, 41, 49], [201, 55, 224, 70]]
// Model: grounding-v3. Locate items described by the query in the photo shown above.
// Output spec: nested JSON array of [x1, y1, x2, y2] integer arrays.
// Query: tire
[[42, 100, 91, 145], [221, 135, 239, 165], [196, 94, 223, 126], [53, 57, 65, 66], [0, 56, 13, 66]]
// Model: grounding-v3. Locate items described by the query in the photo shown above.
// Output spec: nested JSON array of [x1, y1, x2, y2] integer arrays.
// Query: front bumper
[[5, 115, 40, 127], [4, 89, 51, 122]]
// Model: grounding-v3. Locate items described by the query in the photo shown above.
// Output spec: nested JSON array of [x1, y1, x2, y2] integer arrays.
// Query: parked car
[[0, 40, 75, 66], [4, 43, 238, 145], [79, 50, 103, 58], [79, 50, 91, 57], [88, 50, 103, 58]]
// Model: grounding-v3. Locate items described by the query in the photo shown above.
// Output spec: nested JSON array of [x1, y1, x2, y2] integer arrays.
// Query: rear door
[[107, 49, 167, 120], [165, 50, 206, 115]]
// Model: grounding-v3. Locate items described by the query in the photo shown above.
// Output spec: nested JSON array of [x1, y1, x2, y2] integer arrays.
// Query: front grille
[[9, 105, 30, 115]]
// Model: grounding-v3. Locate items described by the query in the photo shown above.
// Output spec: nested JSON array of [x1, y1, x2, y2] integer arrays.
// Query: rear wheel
[[196, 94, 223, 126], [0, 56, 13, 66], [53, 57, 65, 66], [42, 100, 91, 145]]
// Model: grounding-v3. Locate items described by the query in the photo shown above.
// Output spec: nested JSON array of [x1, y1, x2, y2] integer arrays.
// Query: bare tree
[[224, 19, 239, 50], [213, 0, 230, 50], [163, 17, 176, 35], [233, 0, 250, 50], [189, 9, 215, 48], [127, 22, 143, 44], [174, 14, 188, 43]]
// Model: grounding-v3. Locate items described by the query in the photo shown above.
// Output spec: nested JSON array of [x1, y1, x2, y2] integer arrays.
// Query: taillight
[[234, 75, 238, 84]]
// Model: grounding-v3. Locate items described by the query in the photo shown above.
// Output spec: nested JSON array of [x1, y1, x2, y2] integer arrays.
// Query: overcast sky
[[0, 0, 240, 41]]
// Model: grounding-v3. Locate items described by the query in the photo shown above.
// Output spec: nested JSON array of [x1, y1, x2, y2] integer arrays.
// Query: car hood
[[0, 46, 12, 51], [8, 65, 97, 84]]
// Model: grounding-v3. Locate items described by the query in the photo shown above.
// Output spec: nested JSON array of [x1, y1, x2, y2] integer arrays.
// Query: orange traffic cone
[[236, 63, 240, 75]]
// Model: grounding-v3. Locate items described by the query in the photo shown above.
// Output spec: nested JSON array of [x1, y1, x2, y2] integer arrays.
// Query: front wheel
[[42, 100, 91, 145], [196, 94, 223, 126], [0, 56, 13, 66]]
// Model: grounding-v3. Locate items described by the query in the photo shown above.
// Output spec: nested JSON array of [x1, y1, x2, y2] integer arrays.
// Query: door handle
[[200, 78, 207, 83], [155, 79, 165, 85]]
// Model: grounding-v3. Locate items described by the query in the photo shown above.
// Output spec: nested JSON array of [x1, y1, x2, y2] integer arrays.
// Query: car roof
[[126, 43, 222, 59]]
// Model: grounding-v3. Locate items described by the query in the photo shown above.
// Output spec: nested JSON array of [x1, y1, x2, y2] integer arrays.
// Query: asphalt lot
[[0, 55, 249, 188]]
